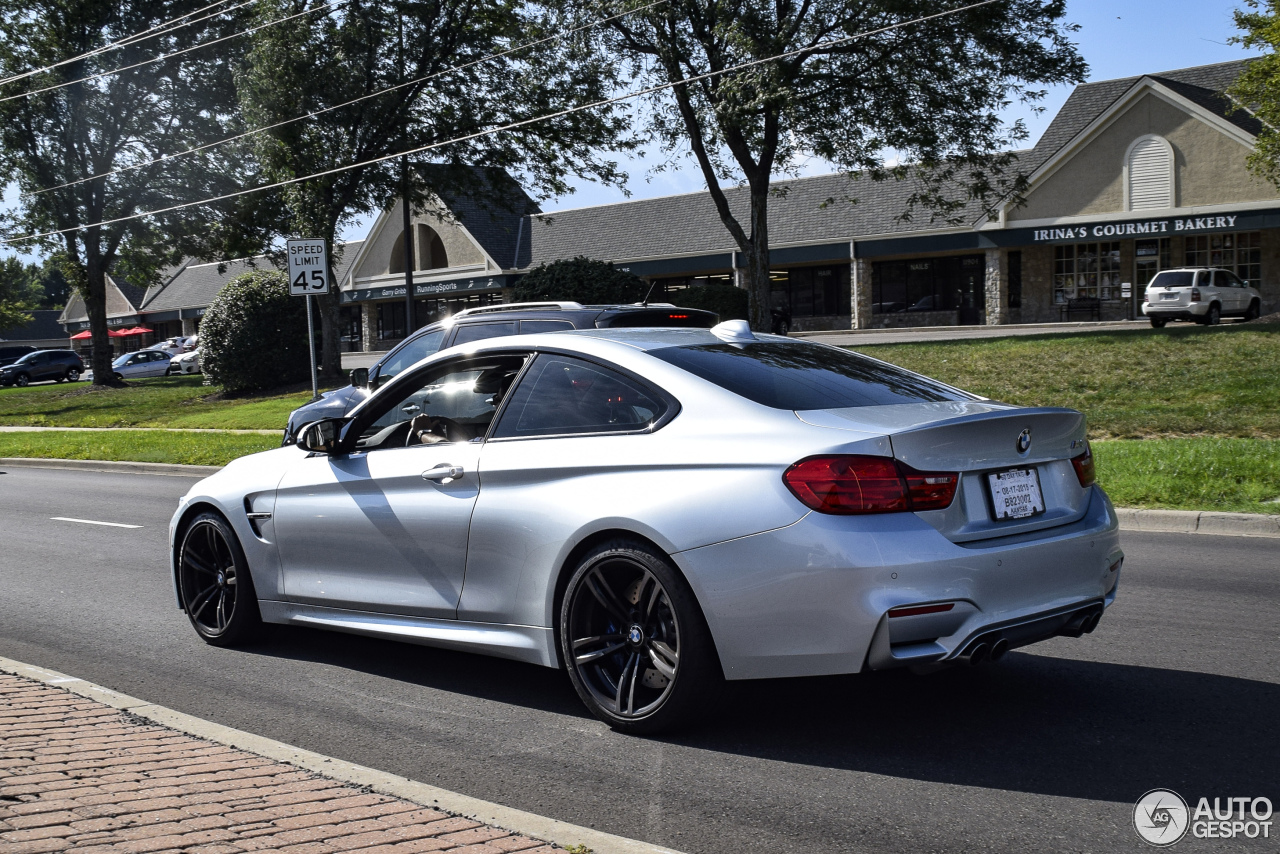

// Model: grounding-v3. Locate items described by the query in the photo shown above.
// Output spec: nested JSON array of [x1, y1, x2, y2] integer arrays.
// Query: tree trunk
[[745, 188, 771, 332], [82, 238, 117, 387]]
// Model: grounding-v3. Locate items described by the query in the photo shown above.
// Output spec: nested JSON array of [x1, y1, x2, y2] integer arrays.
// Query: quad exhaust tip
[[989, 637, 1010, 661]]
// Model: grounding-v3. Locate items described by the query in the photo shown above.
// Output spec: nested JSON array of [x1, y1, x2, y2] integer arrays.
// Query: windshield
[[1149, 271, 1196, 289], [650, 342, 975, 410], [13, 352, 37, 365], [112, 354, 131, 368]]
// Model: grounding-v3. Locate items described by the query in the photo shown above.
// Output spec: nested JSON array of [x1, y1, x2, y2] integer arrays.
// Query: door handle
[[401, 403, 421, 414], [422, 464, 464, 484]]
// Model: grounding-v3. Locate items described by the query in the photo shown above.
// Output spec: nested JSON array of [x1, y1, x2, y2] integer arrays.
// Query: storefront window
[[872, 255, 983, 313], [770, 266, 851, 318], [377, 302, 406, 340], [649, 273, 734, 301], [1054, 242, 1121, 303], [414, 292, 501, 326], [1008, 251, 1022, 309], [1185, 232, 1262, 287], [338, 306, 362, 353]]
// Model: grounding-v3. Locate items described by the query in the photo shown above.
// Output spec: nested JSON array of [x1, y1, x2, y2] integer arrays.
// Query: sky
[[0, 0, 1259, 264]]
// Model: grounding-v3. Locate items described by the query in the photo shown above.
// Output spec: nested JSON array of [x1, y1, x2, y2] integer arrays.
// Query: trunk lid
[[797, 403, 1093, 543]]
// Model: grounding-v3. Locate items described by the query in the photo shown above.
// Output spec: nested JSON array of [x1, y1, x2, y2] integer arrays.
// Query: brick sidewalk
[[0, 673, 556, 854]]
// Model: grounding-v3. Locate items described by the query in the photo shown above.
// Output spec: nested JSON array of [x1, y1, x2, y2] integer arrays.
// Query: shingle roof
[[0, 310, 66, 341], [417, 165, 540, 268], [522, 61, 1259, 264], [1023, 59, 1258, 175]]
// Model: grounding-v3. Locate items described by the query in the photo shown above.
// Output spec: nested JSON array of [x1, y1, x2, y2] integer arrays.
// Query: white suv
[[1142, 267, 1263, 327]]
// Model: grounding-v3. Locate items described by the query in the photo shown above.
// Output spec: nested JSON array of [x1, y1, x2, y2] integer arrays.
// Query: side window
[[356, 356, 526, 450], [376, 329, 445, 382], [493, 355, 667, 439], [519, 320, 575, 334], [1225, 271, 1246, 288], [1195, 271, 1210, 288], [451, 322, 517, 347]]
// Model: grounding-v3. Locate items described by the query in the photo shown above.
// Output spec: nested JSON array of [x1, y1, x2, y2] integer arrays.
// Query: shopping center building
[[56, 59, 1280, 348]]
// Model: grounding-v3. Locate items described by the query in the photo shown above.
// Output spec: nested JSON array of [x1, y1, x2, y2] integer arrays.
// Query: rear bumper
[[1143, 303, 1206, 319], [674, 486, 1122, 680]]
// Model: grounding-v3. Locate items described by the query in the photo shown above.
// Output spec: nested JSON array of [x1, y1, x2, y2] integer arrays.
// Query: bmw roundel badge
[[1016, 428, 1032, 454]]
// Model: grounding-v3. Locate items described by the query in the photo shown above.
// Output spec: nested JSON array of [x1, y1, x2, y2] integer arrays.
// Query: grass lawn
[[857, 322, 1280, 439], [0, 430, 279, 467], [1095, 438, 1280, 515], [0, 374, 329, 430]]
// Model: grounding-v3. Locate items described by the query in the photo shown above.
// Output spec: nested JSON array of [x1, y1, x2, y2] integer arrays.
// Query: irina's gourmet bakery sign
[[1030, 215, 1240, 243]]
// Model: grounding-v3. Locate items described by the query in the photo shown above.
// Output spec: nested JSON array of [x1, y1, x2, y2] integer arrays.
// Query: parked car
[[170, 348, 201, 375], [170, 320, 1122, 733], [0, 349, 84, 386], [146, 337, 189, 357], [98, 349, 174, 381], [1142, 267, 1263, 327], [0, 345, 38, 368], [282, 301, 719, 444]]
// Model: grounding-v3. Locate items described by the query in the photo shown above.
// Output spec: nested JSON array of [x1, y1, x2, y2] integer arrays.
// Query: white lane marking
[[51, 517, 143, 529]]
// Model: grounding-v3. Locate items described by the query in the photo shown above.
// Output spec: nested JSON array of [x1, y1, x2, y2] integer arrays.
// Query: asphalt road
[[1, 465, 1276, 853]]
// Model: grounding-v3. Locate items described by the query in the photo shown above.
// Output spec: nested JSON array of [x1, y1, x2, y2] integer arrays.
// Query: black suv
[[0, 349, 86, 387], [284, 301, 718, 443], [0, 345, 38, 368]]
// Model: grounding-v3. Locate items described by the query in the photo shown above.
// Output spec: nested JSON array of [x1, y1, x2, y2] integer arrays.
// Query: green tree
[[1228, 3, 1280, 187], [593, 0, 1086, 329], [237, 0, 635, 379], [511, 256, 646, 304], [0, 0, 266, 385], [199, 270, 309, 393], [0, 256, 40, 329]]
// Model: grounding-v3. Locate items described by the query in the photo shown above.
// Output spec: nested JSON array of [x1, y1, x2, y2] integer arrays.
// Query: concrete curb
[[3, 456, 1277, 537], [0, 456, 220, 477], [1113, 507, 1280, 538], [0, 655, 684, 854]]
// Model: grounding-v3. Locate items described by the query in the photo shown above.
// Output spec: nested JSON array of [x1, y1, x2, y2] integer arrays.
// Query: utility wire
[[2, 0, 1002, 245], [0, 0, 350, 105], [29, 0, 671, 197], [0, 0, 243, 88]]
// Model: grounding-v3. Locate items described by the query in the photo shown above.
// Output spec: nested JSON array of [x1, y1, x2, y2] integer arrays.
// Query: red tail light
[[668, 314, 688, 319], [783, 455, 958, 514], [1071, 441, 1096, 488], [1190, 287, 1201, 302]]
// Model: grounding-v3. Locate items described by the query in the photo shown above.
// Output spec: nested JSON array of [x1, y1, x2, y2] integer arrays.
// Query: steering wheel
[[405, 415, 468, 446]]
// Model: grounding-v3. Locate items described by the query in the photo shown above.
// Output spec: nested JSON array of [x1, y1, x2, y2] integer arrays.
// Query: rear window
[[1149, 271, 1195, 289], [599, 309, 717, 328], [649, 342, 974, 410]]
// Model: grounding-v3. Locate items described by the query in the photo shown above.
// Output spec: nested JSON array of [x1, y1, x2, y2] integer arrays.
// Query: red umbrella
[[70, 330, 92, 340], [120, 326, 153, 335], [108, 328, 131, 337]]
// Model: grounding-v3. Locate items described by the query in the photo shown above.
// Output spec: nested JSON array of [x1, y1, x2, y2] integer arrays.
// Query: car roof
[[462, 326, 796, 353]]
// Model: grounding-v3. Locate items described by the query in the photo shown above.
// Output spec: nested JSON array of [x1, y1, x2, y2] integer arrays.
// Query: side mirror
[[296, 418, 346, 454], [351, 367, 369, 389]]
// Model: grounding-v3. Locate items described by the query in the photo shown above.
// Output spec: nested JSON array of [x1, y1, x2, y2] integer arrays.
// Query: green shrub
[[200, 270, 311, 393], [671, 283, 748, 321], [511, 256, 646, 304]]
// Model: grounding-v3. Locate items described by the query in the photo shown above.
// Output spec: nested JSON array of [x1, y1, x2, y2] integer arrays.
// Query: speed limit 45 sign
[[287, 239, 330, 295]]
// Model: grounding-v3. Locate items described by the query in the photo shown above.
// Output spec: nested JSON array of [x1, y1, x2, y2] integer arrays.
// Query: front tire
[[561, 539, 720, 734], [1244, 299, 1261, 322], [178, 512, 263, 646], [14, 373, 29, 387]]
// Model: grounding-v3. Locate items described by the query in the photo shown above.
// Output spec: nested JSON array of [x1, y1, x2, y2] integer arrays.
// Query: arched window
[[1126, 135, 1174, 210], [416, 224, 449, 270]]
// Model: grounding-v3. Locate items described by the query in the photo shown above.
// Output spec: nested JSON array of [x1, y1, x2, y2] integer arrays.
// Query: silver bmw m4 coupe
[[169, 321, 1123, 733]]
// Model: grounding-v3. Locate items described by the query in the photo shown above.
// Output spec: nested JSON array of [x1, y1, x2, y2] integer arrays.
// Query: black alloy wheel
[[66, 369, 80, 382], [178, 512, 263, 646], [561, 539, 719, 734]]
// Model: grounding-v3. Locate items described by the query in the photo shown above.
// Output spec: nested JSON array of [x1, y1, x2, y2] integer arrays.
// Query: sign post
[[287, 239, 330, 402]]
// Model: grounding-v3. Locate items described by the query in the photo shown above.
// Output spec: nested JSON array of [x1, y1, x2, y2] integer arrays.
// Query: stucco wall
[[1016, 91, 1278, 221], [352, 199, 487, 281]]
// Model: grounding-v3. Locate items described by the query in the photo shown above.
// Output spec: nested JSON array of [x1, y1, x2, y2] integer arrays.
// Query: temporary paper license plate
[[988, 468, 1045, 520]]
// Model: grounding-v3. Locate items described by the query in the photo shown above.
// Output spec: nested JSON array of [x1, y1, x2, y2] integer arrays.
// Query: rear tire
[[1203, 304, 1221, 326], [177, 512, 263, 646], [66, 369, 80, 382], [560, 538, 720, 734], [1150, 317, 1167, 328]]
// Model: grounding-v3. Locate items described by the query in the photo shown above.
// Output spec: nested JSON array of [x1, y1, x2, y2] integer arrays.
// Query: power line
[[29, 0, 670, 197], [0, 0, 350, 105], [0, 0, 242, 88], [1, 0, 1002, 245]]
